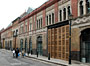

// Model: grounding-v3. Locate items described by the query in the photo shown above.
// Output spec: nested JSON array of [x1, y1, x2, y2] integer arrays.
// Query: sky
[[0, 0, 48, 30]]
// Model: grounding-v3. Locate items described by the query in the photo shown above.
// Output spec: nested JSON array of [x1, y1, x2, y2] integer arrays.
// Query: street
[[0, 49, 61, 66]]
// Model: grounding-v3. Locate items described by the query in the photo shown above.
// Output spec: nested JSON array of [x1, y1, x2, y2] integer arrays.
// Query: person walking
[[22, 48, 25, 58], [15, 48, 19, 58], [13, 48, 15, 58]]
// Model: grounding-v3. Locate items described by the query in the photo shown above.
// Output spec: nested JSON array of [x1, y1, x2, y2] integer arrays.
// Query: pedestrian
[[13, 48, 15, 58], [15, 48, 19, 58], [22, 48, 25, 58]]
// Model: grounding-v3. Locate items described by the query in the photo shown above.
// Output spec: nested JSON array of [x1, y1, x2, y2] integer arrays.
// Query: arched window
[[80, 1, 83, 16], [46, 16, 48, 25], [52, 13, 54, 24], [68, 6, 71, 16], [49, 14, 51, 25], [37, 20, 38, 29], [63, 8, 66, 20], [41, 18, 42, 28], [39, 19, 40, 29], [59, 10, 62, 21], [86, 0, 90, 13]]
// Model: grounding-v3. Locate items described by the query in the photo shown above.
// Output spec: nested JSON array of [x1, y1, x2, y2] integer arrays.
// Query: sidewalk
[[26, 54, 90, 66]]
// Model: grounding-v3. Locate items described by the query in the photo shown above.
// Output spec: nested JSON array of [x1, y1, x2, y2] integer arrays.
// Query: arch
[[78, 0, 84, 16], [29, 36, 32, 54], [59, 10, 62, 21], [67, 6, 71, 16], [25, 38, 27, 53], [80, 28, 90, 62], [20, 39, 23, 52], [86, 0, 90, 13], [63, 8, 66, 20], [37, 35, 43, 55], [80, 1, 84, 15]]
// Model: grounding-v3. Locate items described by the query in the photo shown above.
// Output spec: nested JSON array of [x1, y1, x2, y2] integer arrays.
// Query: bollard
[[28, 51, 30, 56], [48, 53, 50, 60], [31, 50, 32, 55], [37, 51, 38, 58]]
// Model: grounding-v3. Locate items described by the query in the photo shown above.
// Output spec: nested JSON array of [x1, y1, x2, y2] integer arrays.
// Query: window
[[49, 14, 51, 25], [68, 6, 71, 16], [63, 8, 66, 20], [25, 24, 27, 32], [29, 23, 32, 31], [37, 20, 38, 29], [41, 18, 42, 28], [86, 0, 90, 13], [13, 31, 15, 36], [52, 13, 54, 24], [21, 26, 23, 33], [39, 19, 40, 29], [46, 16, 48, 25], [60, 10, 62, 21], [80, 1, 83, 16], [29, 37, 32, 53], [16, 30, 18, 36]]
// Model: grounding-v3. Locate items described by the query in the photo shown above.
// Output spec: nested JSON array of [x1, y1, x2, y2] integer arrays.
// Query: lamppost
[[68, 14, 73, 64]]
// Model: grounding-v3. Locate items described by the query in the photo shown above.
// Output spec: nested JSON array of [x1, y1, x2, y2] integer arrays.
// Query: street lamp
[[68, 14, 73, 64]]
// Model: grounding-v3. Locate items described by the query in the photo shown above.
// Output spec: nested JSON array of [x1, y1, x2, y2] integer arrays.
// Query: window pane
[[52, 13, 54, 24], [37, 20, 38, 29], [49, 15, 51, 24], [41, 18, 42, 28], [80, 1, 83, 15], [86, 0, 90, 13], [47, 16, 48, 25], [60, 10, 62, 21], [63, 8, 66, 20]]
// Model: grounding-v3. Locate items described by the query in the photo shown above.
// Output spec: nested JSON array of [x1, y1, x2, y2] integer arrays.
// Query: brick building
[[1, 26, 12, 49], [1, 0, 90, 63]]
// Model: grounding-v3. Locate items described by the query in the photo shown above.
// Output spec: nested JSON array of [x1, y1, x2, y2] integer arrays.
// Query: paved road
[[0, 49, 61, 66]]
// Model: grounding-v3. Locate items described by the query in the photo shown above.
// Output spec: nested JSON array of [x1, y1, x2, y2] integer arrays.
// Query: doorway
[[25, 38, 27, 53], [37, 36, 43, 55], [29, 37, 32, 54], [80, 28, 90, 63], [20, 39, 23, 52]]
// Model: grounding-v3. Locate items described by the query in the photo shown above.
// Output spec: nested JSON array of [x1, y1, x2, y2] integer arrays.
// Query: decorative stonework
[[59, 0, 70, 5], [72, 15, 90, 26]]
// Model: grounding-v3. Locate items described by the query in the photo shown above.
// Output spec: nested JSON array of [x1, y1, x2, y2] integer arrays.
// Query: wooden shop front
[[47, 20, 70, 61]]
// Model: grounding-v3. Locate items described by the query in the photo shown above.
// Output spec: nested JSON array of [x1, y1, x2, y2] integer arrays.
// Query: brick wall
[[71, 0, 78, 18], [43, 9, 46, 27], [54, 1, 58, 23]]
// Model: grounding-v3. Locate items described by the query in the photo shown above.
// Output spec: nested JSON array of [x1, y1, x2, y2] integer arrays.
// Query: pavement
[[26, 53, 90, 66], [0, 49, 61, 66]]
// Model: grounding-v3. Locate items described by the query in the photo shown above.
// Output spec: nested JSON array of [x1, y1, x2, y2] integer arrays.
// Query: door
[[25, 38, 27, 53], [29, 37, 32, 53], [81, 42, 90, 63], [85, 42, 90, 62], [37, 36, 43, 55], [10, 41, 12, 50], [20, 39, 23, 52]]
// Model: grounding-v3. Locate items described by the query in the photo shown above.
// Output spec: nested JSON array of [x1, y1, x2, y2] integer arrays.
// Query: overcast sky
[[0, 0, 48, 30]]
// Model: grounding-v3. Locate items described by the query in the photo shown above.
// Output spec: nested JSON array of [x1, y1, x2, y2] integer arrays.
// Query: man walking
[[15, 48, 19, 58]]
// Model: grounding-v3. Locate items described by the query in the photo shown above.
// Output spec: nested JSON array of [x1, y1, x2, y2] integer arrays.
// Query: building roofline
[[1, 26, 12, 34], [12, 17, 20, 23], [20, 0, 60, 22]]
